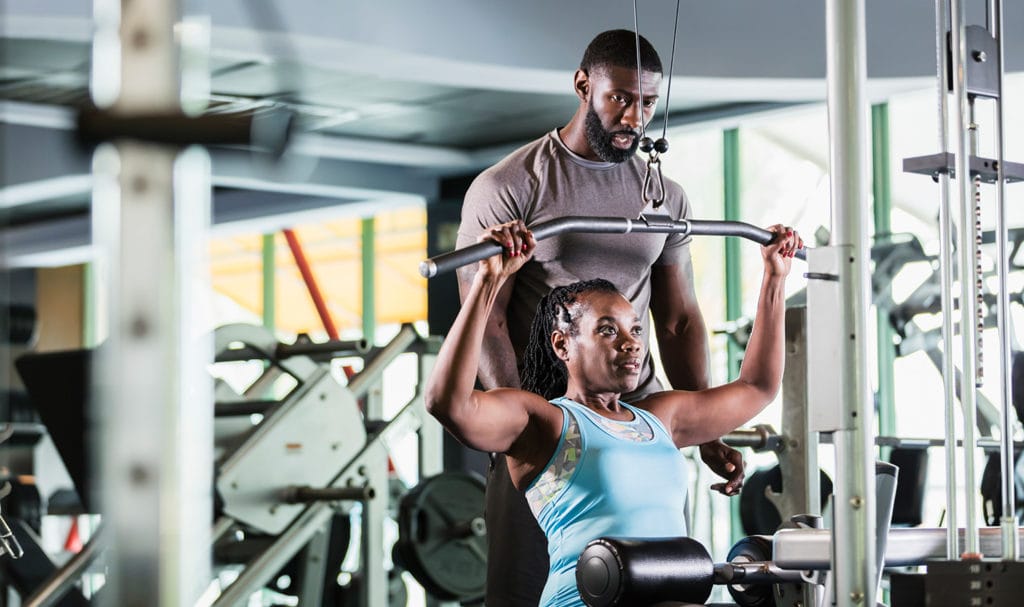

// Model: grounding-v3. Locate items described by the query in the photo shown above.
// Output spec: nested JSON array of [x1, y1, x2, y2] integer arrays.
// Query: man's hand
[[700, 440, 745, 496]]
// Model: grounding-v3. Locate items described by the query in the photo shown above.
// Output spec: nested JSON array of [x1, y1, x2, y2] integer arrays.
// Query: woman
[[425, 220, 802, 606]]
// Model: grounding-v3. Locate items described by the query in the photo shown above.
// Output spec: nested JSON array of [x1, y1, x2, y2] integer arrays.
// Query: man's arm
[[457, 263, 521, 389], [649, 250, 710, 391], [649, 249, 744, 495]]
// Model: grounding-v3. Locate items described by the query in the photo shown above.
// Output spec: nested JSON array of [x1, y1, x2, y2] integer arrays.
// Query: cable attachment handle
[[642, 152, 666, 209]]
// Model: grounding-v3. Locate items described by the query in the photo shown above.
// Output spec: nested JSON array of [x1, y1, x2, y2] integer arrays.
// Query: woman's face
[[559, 291, 645, 395]]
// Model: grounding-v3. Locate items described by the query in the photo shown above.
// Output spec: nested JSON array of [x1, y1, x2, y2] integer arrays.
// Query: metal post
[[990, 0, 1018, 561], [871, 103, 897, 455], [723, 128, 742, 382], [780, 307, 820, 607], [418, 342, 444, 478], [722, 127, 745, 544], [362, 217, 377, 343], [92, 0, 212, 604], [825, 0, 876, 604], [950, 0, 981, 557], [935, 0, 961, 561], [262, 233, 275, 331]]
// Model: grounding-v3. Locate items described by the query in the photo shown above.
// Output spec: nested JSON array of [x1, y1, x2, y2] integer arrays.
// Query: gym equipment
[[738, 465, 833, 536], [1, 304, 36, 346], [209, 323, 445, 607], [419, 215, 806, 278], [576, 524, 1024, 607], [393, 472, 487, 602], [576, 535, 806, 607]]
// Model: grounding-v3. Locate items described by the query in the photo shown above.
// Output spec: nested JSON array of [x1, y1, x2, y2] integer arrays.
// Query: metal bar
[[213, 339, 370, 363], [362, 216, 376, 342], [282, 486, 374, 503], [720, 427, 779, 451], [713, 562, 807, 585], [420, 216, 804, 278], [23, 526, 106, 607], [774, 526, 1024, 570], [262, 233, 275, 331], [724, 128, 743, 382], [991, 0, 1017, 562], [825, 1, 876, 605], [951, 0, 981, 557], [92, 0, 215, 595], [212, 396, 425, 606], [211, 517, 234, 544], [418, 342, 444, 478], [283, 227, 340, 339], [871, 103, 897, 455], [347, 323, 419, 398], [934, 0, 960, 560]]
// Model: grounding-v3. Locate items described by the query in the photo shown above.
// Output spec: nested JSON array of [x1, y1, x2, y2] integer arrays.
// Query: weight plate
[[739, 465, 833, 536], [394, 472, 486, 601], [725, 535, 776, 607]]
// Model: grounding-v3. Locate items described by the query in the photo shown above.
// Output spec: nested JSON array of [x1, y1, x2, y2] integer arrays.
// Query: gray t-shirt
[[457, 129, 693, 401]]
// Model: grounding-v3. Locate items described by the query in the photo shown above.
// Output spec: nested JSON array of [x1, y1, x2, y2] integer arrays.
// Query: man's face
[[582, 65, 661, 163]]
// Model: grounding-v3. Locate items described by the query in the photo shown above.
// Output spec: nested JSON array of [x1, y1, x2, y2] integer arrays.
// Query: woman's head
[[521, 279, 645, 399]]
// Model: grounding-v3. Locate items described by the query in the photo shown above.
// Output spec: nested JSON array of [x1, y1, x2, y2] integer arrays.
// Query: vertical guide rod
[[92, 0, 213, 603], [950, 0, 981, 557], [991, 0, 1018, 561], [825, 0, 876, 604], [935, 0, 960, 561]]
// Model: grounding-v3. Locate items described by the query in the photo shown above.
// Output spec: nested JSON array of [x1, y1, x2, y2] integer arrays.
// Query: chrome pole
[[990, 0, 1019, 561], [825, 0, 876, 604], [950, 0, 981, 557], [92, 0, 213, 603], [935, 0, 961, 561]]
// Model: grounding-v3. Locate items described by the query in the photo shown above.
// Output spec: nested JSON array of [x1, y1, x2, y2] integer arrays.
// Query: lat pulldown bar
[[419, 215, 806, 278]]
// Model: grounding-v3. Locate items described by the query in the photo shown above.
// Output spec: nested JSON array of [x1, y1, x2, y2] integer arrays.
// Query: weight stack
[[923, 560, 1024, 606]]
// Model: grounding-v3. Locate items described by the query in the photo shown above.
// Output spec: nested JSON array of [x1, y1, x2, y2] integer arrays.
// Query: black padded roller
[[576, 537, 714, 607]]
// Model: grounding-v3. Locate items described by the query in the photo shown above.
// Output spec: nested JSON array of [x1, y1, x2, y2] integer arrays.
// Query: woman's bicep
[[666, 383, 768, 447]]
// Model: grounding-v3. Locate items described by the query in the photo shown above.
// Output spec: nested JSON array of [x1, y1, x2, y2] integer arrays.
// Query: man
[[455, 30, 745, 606]]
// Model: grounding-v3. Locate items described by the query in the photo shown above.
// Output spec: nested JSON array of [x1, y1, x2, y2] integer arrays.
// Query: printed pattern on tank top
[[526, 402, 655, 518], [526, 412, 581, 518], [590, 409, 655, 442]]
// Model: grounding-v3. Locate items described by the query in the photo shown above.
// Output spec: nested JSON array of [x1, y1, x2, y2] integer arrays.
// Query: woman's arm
[[424, 221, 545, 454], [643, 225, 802, 448]]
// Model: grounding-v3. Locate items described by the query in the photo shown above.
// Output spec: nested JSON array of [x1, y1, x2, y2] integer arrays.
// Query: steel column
[[871, 103, 897, 454], [92, 0, 213, 604], [825, 0, 876, 604]]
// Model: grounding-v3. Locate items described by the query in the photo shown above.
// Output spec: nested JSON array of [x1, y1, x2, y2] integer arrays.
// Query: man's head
[[573, 30, 664, 163], [580, 29, 662, 77]]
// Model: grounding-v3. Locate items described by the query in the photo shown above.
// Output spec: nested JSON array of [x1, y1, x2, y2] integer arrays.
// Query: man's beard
[[584, 103, 639, 163]]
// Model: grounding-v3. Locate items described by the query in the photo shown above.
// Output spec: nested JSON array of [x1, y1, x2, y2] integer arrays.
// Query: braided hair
[[520, 279, 621, 399]]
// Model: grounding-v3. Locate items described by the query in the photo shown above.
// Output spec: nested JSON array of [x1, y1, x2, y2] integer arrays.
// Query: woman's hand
[[762, 224, 803, 277], [477, 220, 536, 280]]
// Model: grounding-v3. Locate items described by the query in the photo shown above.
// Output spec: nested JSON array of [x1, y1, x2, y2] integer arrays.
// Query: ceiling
[[2, 0, 1024, 268]]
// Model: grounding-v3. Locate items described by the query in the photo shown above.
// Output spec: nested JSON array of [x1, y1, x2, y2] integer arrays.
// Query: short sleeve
[[456, 169, 525, 249], [655, 184, 693, 265]]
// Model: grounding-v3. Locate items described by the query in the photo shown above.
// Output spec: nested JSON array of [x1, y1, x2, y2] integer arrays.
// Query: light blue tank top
[[524, 397, 689, 607]]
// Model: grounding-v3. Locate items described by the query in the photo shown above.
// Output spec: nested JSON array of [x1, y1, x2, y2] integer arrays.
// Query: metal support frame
[[723, 128, 743, 382], [822, 1, 876, 604], [774, 526, 1024, 570], [212, 324, 430, 606], [262, 233, 275, 331], [91, 0, 213, 604], [950, 0, 983, 556], [871, 103, 897, 453], [362, 216, 376, 342]]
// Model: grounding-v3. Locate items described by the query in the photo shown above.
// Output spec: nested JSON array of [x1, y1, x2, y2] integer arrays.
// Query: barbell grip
[[419, 216, 805, 278]]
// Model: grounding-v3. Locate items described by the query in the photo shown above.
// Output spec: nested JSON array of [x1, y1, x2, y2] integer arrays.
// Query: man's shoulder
[[479, 132, 557, 180]]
